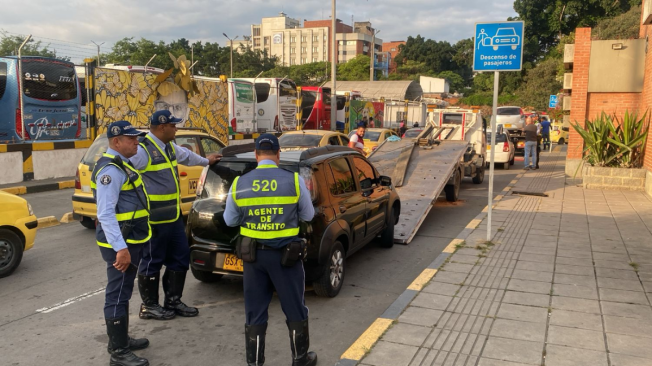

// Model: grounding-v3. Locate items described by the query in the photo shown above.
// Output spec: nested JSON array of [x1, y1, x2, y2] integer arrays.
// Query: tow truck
[[367, 106, 486, 244]]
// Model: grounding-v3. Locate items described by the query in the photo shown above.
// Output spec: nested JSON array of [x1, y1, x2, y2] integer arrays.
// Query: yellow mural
[[93, 67, 229, 146]]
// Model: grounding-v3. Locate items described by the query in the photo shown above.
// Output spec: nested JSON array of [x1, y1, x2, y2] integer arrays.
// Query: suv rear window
[[497, 107, 521, 116], [23, 59, 78, 101], [201, 161, 299, 199], [279, 134, 322, 147], [486, 133, 507, 143]]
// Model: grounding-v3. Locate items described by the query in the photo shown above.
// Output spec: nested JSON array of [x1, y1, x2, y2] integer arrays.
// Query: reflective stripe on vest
[[234, 165, 300, 240], [91, 153, 152, 248], [139, 135, 180, 224]]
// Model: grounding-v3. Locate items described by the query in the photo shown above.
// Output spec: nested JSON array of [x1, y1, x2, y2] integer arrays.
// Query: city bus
[[0, 56, 82, 142], [228, 78, 256, 134], [238, 78, 298, 132], [300, 86, 332, 130]]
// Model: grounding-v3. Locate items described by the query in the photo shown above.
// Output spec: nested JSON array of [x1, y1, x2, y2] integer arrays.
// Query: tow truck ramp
[[367, 137, 468, 244]]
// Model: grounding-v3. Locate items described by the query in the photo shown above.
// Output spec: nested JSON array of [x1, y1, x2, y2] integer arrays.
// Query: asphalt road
[[1, 164, 521, 366]]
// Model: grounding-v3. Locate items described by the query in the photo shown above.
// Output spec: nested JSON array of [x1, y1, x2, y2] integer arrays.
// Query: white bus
[[238, 78, 298, 132], [228, 78, 256, 134]]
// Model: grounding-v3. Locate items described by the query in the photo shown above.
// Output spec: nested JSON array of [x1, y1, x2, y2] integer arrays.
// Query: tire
[[313, 241, 345, 297], [191, 266, 223, 283], [558, 138, 565, 145], [0, 229, 24, 278], [510, 155, 515, 165], [378, 208, 395, 248], [444, 169, 461, 202], [472, 165, 485, 184], [80, 216, 96, 230], [503, 162, 510, 170]]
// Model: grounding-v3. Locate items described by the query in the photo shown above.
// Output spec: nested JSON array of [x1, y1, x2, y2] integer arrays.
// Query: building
[[250, 13, 382, 66], [420, 76, 450, 95], [383, 41, 406, 73]]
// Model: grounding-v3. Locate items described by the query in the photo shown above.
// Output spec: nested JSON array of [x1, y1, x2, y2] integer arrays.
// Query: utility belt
[[234, 235, 307, 267]]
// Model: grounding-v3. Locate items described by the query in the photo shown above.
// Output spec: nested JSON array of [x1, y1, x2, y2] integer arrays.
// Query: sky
[[1, 0, 518, 61]]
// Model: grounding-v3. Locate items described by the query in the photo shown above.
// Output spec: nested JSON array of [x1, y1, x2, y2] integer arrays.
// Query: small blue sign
[[473, 21, 524, 72], [549, 95, 558, 108]]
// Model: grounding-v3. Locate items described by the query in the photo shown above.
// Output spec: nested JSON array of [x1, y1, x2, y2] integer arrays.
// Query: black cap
[[150, 110, 183, 125], [107, 121, 146, 138], [255, 133, 280, 151]]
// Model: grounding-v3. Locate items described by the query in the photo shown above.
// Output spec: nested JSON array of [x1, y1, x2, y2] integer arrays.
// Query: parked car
[[186, 144, 401, 297], [402, 128, 424, 139], [71, 128, 226, 229], [279, 130, 350, 151], [348, 128, 399, 156], [496, 106, 525, 134], [486, 127, 515, 170], [550, 121, 569, 145], [0, 191, 38, 278]]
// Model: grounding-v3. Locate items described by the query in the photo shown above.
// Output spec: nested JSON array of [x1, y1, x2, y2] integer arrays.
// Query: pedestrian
[[539, 116, 551, 151], [413, 122, 419, 128], [223, 134, 317, 366], [129, 110, 221, 321], [523, 115, 538, 170], [369, 116, 375, 128], [92, 121, 150, 366], [348, 122, 366, 154], [361, 116, 369, 128], [399, 121, 407, 136]]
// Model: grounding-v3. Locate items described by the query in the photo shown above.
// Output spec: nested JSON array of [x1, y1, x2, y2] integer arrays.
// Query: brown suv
[[186, 144, 401, 297]]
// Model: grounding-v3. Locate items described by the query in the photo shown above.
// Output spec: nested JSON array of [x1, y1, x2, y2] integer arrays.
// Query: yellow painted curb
[[494, 195, 504, 201], [60, 212, 74, 224], [443, 238, 466, 253], [407, 268, 438, 291], [74, 140, 93, 148], [1, 186, 26, 195], [466, 219, 482, 229], [58, 181, 75, 189], [341, 318, 394, 361], [0, 145, 7, 153], [32, 142, 55, 151], [37, 216, 60, 228]]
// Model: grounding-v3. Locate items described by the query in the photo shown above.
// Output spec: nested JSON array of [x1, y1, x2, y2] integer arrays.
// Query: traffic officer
[[224, 134, 317, 366], [129, 110, 221, 320], [92, 121, 150, 366]]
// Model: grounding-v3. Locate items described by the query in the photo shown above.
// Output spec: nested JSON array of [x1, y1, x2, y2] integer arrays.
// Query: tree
[[337, 55, 371, 81], [515, 57, 562, 110], [394, 35, 455, 74], [592, 5, 641, 40], [0, 31, 64, 60], [437, 71, 465, 93]]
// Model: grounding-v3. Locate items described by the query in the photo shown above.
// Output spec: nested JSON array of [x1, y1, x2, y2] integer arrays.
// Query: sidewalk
[[0, 176, 75, 195], [338, 147, 652, 366]]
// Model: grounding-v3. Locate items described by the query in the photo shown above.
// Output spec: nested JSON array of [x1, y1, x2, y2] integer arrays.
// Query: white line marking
[[35, 287, 105, 314]]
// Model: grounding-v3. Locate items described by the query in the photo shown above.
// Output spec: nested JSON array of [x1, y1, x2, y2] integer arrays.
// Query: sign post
[[549, 95, 558, 109], [473, 21, 524, 242]]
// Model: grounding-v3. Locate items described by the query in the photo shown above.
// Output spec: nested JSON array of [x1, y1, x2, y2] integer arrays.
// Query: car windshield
[[364, 131, 381, 142], [496, 29, 514, 36], [404, 129, 423, 138], [442, 114, 464, 125], [486, 133, 507, 143], [279, 134, 322, 147], [201, 161, 299, 199], [497, 107, 521, 116]]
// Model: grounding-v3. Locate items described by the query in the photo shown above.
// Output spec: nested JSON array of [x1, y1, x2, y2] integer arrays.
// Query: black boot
[[245, 323, 267, 366], [287, 319, 317, 366], [138, 274, 175, 320], [106, 316, 149, 366], [108, 310, 149, 354], [163, 269, 199, 317]]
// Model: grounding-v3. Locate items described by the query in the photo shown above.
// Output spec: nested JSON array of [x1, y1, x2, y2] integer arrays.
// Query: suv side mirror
[[379, 175, 392, 187], [561, 127, 569, 132]]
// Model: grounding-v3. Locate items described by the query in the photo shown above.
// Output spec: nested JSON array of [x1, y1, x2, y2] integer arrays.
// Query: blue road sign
[[473, 21, 524, 72], [549, 95, 558, 108]]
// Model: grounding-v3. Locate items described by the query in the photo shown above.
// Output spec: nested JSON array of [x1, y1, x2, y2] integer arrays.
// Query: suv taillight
[[300, 166, 317, 201], [75, 167, 81, 189], [196, 166, 209, 197], [503, 141, 509, 152]]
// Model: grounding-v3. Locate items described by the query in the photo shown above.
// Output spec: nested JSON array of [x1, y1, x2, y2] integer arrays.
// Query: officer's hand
[[207, 153, 222, 165], [114, 249, 131, 273]]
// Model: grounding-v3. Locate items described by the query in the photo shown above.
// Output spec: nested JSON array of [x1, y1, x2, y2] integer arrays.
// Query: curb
[[336, 172, 526, 366], [0, 180, 75, 196], [37, 216, 60, 229]]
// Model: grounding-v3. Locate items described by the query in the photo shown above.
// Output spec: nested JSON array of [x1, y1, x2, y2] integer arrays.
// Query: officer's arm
[[95, 166, 129, 252], [297, 176, 315, 222], [172, 142, 210, 166], [223, 185, 242, 227], [129, 145, 149, 170]]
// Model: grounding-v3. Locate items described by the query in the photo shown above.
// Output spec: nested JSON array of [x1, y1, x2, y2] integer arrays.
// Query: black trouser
[[100, 244, 143, 319], [243, 249, 308, 325]]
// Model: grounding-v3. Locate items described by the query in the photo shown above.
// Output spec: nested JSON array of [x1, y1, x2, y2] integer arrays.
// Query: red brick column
[[640, 17, 652, 171], [567, 28, 592, 160]]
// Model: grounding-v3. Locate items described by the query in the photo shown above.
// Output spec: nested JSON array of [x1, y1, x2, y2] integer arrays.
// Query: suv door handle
[[339, 206, 347, 213]]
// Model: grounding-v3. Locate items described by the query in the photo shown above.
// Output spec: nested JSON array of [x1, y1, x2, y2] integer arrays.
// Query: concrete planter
[[582, 166, 647, 191]]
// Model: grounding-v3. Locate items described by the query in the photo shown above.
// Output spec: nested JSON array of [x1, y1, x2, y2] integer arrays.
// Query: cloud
[[2, 0, 517, 60]]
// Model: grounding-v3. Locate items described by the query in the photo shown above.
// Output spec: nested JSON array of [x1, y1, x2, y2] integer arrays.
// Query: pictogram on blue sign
[[473, 21, 524, 72], [549, 95, 558, 109]]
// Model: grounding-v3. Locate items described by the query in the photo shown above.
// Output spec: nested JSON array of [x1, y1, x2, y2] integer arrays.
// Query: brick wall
[[383, 41, 406, 73], [568, 28, 593, 159], [640, 12, 652, 171], [586, 93, 641, 120]]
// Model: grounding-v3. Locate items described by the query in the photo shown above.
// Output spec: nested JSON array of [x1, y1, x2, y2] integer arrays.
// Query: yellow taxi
[[0, 191, 38, 277], [279, 130, 351, 151], [550, 120, 569, 144], [72, 128, 226, 229], [348, 128, 400, 156]]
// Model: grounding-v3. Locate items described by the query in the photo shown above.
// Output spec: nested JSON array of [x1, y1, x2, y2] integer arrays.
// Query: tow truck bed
[[367, 139, 468, 244]]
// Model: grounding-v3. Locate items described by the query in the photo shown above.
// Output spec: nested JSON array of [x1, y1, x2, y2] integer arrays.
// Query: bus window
[[254, 83, 270, 103], [280, 81, 296, 97], [0, 62, 7, 100], [22, 59, 77, 101], [336, 96, 346, 110]]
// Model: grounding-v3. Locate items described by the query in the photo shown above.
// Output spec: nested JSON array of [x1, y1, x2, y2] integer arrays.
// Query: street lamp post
[[91, 40, 104, 66], [370, 29, 380, 81], [330, 0, 337, 131], [223, 33, 239, 78]]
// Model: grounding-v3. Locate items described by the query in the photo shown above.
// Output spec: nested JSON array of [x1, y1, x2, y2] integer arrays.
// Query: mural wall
[[349, 100, 384, 130], [93, 68, 229, 146]]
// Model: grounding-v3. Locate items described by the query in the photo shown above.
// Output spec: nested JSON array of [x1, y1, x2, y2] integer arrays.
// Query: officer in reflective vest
[[224, 134, 317, 366], [130, 110, 221, 320], [92, 121, 150, 366]]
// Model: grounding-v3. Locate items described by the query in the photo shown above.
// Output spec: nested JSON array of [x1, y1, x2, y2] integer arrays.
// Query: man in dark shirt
[[523, 116, 538, 170], [540, 117, 551, 151]]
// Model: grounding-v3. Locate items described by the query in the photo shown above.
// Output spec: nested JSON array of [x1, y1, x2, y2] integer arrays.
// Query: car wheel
[[558, 138, 565, 145], [378, 208, 395, 248], [190, 266, 223, 283], [0, 229, 24, 278], [444, 169, 461, 202], [80, 216, 96, 230], [510, 155, 515, 165], [503, 162, 510, 170], [472, 165, 485, 184], [313, 241, 345, 298]]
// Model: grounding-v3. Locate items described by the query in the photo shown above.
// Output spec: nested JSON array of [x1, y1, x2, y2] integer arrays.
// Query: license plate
[[505, 124, 512, 128], [223, 253, 243, 272], [189, 179, 198, 194], [49, 129, 61, 136], [486, 145, 491, 150], [81, 185, 91, 193], [518, 142, 525, 148]]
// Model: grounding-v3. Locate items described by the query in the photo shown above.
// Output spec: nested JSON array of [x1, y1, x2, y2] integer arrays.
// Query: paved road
[[2, 166, 519, 366]]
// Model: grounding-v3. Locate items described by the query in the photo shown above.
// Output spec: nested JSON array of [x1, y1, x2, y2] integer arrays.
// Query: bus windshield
[[22, 59, 77, 101]]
